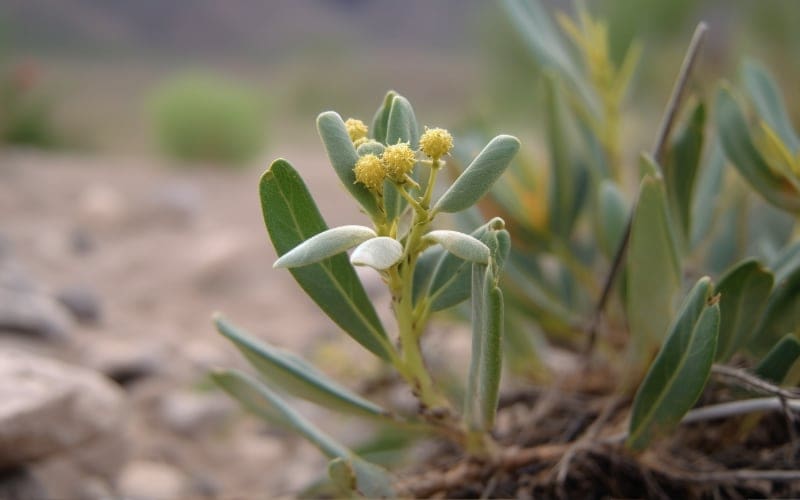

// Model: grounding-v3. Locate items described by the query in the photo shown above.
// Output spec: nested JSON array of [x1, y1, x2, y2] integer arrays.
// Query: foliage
[[149, 74, 267, 166], [0, 61, 62, 148], [212, 1, 800, 494]]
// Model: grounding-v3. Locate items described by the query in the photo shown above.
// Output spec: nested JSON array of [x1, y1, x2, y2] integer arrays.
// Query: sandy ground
[[0, 148, 398, 497]]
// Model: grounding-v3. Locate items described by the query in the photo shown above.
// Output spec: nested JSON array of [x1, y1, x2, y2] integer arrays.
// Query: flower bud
[[344, 118, 368, 142], [353, 154, 386, 192], [419, 127, 454, 159], [382, 143, 416, 182]]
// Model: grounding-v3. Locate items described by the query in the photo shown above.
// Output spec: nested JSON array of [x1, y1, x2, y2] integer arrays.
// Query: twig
[[584, 22, 708, 354], [647, 459, 800, 484], [711, 364, 800, 400]]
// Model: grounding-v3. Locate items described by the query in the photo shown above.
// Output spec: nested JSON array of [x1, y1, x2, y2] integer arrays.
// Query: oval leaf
[[260, 160, 392, 360], [713, 259, 774, 361], [478, 285, 504, 430], [742, 60, 800, 151], [273, 225, 375, 269], [350, 237, 403, 270], [627, 277, 720, 451], [386, 95, 419, 148], [626, 173, 682, 371], [665, 101, 705, 248], [750, 263, 800, 356], [214, 315, 391, 419], [715, 87, 800, 213], [370, 90, 397, 144], [433, 135, 521, 214], [424, 230, 490, 264], [356, 140, 385, 157], [317, 111, 382, 218]]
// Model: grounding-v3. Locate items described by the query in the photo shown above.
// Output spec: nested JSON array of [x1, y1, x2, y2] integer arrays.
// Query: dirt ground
[[0, 148, 396, 497]]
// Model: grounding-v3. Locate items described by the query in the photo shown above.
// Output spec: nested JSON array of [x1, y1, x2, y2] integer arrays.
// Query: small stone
[[118, 461, 187, 500], [78, 183, 127, 229], [56, 285, 102, 325], [68, 227, 95, 255], [0, 288, 72, 341]]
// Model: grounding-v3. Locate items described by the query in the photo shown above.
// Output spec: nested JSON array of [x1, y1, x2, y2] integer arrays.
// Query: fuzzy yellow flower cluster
[[345, 118, 368, 142], [354, 154, 385, 192], [419, 127, 453, 159], [351, 123, 455, 194]]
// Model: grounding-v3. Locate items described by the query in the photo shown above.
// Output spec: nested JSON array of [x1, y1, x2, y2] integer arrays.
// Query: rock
[[145, 183, 201, 228], [55, 285, 102, 325], [78, 183, 127, 229], [0, 466, 48, 500], [158, 391, 234, 436], [0, 349, 127, 467], [0, 288, 72, 341], [68, 227, 95, 255], [118, 461, 188, 500], [81, 337, 165, 386]]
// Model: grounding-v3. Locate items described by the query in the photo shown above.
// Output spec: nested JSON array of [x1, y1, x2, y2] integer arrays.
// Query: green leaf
[[544, 74, 576, 238], [627, 277, 720, 451], [478, 285, 504, 429], [715, 87, 800, 213], [596, 180, 629, 258], [741, 60, 800, 151], [350, 237, 403, 270], [423, 230, 490, 264], [464, 264, 489, 431], [713, 259, 774, 361], [755, 334, 800, 385], [500, 0, 599, 118], [211, 369, 348, 458], [626, 174, 682, 369], [317, 111, 382, 218], [273, 225, 376, 269], [417, 218, 506, 312], [356, 140, 385, 157], [214, 315, 391, 419], [385, 95, 419, 148], [771, 240, 800, 283], [433, 135, 520, 214], [665, 101, 706, 248], [371, 91, 397, 144], [260, 159, 392, 360], [750, 262, 800, 356]]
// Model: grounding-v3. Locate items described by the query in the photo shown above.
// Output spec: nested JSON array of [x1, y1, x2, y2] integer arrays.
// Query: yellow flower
[[345, 118, 368, 142], [382, 142, 416, 181], [353, 154, 385, 192], [419, 127, 453, 159]]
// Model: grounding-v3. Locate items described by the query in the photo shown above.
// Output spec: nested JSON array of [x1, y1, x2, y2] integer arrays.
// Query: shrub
[[149, 74, 267, 166], [0, 61, 61, 148]]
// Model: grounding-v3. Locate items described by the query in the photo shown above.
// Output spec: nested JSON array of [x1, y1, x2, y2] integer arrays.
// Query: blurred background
[[1, 1, 799, 498]]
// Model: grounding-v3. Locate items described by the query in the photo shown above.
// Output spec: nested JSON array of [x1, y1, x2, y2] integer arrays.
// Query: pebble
[[56, 284, 102, 324], [118, 460, 187, 500]]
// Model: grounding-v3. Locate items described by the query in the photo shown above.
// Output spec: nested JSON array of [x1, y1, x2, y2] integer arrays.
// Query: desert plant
[[149, 74, 267, 166], [213, 91, 519, 496]]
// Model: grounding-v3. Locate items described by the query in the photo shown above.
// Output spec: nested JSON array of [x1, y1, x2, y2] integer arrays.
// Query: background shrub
[[150, 74, 268, 166]]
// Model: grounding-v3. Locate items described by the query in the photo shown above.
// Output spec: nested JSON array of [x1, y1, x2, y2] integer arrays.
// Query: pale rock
[[0, 349, 128, 467], [118, 460, 187, 500], [158, 391, 234, 436]]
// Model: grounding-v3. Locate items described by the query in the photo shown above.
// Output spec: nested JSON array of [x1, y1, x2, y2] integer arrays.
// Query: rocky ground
[[0, 149, 401, 498]]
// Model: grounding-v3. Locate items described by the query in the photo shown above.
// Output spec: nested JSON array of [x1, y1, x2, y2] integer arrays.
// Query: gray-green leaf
[[423, 230, 490, 264], [715, 87, 800, 213], [350, 237, 403, 270], [433, 135, 520, 214], [214, 315, 391, 419], [713, 259, 773, 361], [211, 369, 348, 459], [742, 60, 800, 151], [627, 277, 720, 451], [626, 174, 682, 371], [260, 159, 392, 360], [755, 334, 800, 385], [317, 111, 382, 218], [274, 225, 376, 269]]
